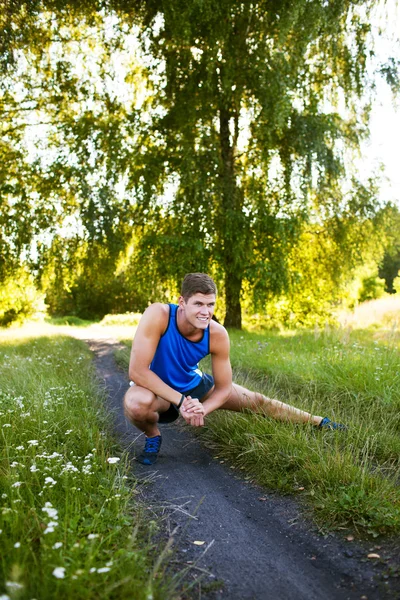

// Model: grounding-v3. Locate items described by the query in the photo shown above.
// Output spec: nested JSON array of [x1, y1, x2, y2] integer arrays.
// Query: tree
[[0, 4, 142, 318], [124, 0, 392, 328], [378, 203, 400, 293], [1, 1, 397, 326]]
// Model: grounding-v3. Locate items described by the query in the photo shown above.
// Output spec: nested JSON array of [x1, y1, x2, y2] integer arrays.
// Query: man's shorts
[[159, 373, 214, 424]]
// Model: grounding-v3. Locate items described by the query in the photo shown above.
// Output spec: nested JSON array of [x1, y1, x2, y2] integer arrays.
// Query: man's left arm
[[183, 325, 232, 419]]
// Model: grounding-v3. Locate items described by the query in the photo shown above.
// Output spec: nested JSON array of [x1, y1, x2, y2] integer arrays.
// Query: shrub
[[0, 269, 44, 327]]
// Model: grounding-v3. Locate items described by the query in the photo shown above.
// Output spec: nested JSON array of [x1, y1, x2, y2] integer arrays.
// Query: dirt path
[[86, 337, 399, 600]]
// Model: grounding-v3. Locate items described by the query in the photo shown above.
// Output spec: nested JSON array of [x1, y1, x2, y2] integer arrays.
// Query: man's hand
[[180, 396, 205, 427]]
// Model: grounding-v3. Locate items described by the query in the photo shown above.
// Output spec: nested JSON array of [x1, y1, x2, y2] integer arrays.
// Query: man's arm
[[129, 303, 184, 407], [201, 324, 232, 416], [183, 324, 232, 418]]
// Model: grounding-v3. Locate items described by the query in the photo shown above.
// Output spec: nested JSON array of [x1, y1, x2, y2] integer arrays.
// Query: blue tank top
[[150, 304, 210, 393]]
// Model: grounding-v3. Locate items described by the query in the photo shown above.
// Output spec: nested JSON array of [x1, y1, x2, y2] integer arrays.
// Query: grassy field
[[115, 306, 400, 539], [0, 332, 182, 600]]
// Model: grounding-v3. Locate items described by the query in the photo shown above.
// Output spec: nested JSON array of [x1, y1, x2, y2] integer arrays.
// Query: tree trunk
[[224, 271, 242, 328], [219, 106, 242, 329]]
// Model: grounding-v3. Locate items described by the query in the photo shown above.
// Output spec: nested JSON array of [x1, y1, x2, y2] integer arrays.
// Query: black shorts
[[158, 373, 215, 424]]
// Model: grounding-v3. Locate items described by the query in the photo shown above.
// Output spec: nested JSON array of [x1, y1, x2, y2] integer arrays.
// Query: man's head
[[181, 273, 217, 301], [178, 274, 217, 330]]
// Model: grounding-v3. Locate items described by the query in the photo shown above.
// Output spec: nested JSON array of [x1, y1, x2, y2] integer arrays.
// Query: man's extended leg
[[124, 386, 170, 464], [220, 383, 323, 425]]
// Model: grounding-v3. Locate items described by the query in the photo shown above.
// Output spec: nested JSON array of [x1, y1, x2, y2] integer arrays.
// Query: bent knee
[[124, 387, 156, 421]]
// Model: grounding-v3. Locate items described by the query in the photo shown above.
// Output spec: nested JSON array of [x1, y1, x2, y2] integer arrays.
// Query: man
[[124, 273, 345, 465]]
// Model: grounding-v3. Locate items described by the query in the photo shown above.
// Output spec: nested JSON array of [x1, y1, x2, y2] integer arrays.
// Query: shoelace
[[144, 436, 161, 453]]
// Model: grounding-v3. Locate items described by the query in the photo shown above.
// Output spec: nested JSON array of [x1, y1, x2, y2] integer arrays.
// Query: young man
[[124, 273, 345, 465]]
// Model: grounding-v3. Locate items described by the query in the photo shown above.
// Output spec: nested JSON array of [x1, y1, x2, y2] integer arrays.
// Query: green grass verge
[[117, 327, 400, 537], [0, 334, 181, 599]]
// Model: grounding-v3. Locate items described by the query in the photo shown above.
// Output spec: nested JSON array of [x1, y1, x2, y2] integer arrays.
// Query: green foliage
[[126, 0, 390, 327], [0, 268, 43, 326], [1, 1, 398, 328], [0, 333, 179, 598], [358, 274, 385, 303], [41, 237, 151, 320], [100, 313, 142, 326], [1, 6, 142, 306], [378, 204, 400, 293]]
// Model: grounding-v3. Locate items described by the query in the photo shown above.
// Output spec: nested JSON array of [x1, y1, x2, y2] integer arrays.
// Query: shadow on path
[[86, 337, 398, 600]]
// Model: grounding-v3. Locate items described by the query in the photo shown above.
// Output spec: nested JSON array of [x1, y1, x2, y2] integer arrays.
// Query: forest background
[[2, 0, 400, 330]]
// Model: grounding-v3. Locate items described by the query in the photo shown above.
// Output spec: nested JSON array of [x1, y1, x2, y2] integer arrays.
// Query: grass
[[203, 326, 400, 537], [116, 320, 400, 538], [0, 333, 182, 599]]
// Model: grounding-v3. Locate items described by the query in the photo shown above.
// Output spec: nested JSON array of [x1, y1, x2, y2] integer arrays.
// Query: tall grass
[[0, 334, 179, 599], [200, 326, 400, 536]]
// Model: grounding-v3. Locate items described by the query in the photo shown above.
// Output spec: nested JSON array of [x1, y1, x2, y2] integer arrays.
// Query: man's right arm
[[129, 304, 184, 407]]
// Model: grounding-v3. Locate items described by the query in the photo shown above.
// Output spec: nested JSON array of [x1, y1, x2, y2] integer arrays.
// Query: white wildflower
[[48, 452, 62, 459], [28, 440, 39, 446], [2, 424, 11, 428], [107, 457, 120, 464], [10, 462, 19, 468], [65, 430, 73, 435], [52, 567, 65, 579], [89, 568, 96, 573], [42, 505, 58, 519], [97, 567, 111, 573], [44, 477, 57, 486], [15, 446, 24, 450], [61, 462, 78, 473], [14, 542, 21, 548], [47, 521, 58, 528], [5, 581, 23, 590], [11, 481, 22, 488], [53, 542, 63, 549], [44, 526, 56, 534], [30, 465, 38, 472], [87, 534, 99, 539], [0, 593, 11, 599]]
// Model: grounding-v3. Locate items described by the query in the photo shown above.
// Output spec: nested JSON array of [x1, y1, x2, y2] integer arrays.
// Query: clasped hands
[[179, 395, 205, 427]]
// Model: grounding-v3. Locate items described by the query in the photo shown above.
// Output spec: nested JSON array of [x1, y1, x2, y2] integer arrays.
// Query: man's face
[[179, 293, 216, 329]]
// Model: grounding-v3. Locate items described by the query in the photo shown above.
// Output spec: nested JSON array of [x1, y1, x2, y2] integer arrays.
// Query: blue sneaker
[[319, 417, 347, 431], [137, 435, 162, 465]]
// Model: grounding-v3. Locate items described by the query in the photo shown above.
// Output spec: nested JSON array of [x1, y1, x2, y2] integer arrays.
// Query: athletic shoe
[[137, 434, 162, 465], [318, 417, 347, 430]]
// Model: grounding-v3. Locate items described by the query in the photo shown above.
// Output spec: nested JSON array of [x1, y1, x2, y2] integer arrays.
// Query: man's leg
[[124, 385, 171, 464], [220, 383, 323, 426]]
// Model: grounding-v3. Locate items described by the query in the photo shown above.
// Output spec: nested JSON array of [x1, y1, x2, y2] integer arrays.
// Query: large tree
[[125, 0, 392, 327], [1, 1, 397, 325], [0, 2, 139, 293]]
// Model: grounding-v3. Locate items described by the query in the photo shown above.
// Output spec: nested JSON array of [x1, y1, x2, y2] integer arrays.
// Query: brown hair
[[181, 273, 217, 300]]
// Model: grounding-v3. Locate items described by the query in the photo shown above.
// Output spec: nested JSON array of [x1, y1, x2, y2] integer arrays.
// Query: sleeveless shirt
[[149, 304, 210, 393]]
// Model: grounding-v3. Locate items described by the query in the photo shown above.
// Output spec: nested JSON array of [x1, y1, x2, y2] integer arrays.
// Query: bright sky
[[362, 86, 400, 206], [359, 0, 400, 206]]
